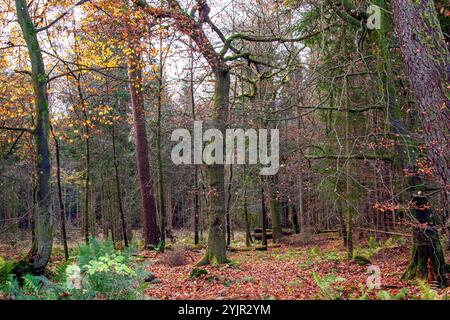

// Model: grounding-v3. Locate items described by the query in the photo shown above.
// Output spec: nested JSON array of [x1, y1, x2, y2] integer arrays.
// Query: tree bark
[[225, 164, 233, 246], [15, 0, 53, 274], [197, 66, 230, 265], [392, 0, 450, 273], [392, 0, 449, 209], [127, 39, 160, 246], [267, 176, 283, 243], [156, 34, 166, 251]]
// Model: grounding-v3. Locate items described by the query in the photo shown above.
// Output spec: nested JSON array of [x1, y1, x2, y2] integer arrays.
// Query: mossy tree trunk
[[15, 0, 53, 274], [402, 195, 447, 286], [198, 66, 230, 266]]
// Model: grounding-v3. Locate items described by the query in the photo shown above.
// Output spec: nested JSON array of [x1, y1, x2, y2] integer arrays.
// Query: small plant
[[312, 272, 346, 300], [147, 240, 165, 252], [323, 251, 342, 262], [310, 246, 321, 257], [383, 236, 406, 248], [368, 236, 377, 251], [417, 280, 441, 300], [223, 279, 234, 287], [261, 295, 276, 300], [353, 255, 372, 265], [376, 288, 409, 300], [227, 260, 239, 268], [190, 268, 208, 278]]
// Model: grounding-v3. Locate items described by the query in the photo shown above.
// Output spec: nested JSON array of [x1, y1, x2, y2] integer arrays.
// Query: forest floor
[[1, 231, 450, 300], [140, 232, 450, 300]]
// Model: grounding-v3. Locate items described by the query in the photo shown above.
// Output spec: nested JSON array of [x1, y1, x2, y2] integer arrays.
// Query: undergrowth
[[0, 239, 153, 300]]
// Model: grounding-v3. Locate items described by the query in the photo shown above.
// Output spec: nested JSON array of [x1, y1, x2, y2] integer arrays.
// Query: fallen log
[[227, 244, 282, 252], [355, 227, 411, 238]]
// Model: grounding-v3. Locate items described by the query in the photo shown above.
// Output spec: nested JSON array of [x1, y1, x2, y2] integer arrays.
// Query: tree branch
[[36, 0, 91, 33], [0, 126, 34, 134]]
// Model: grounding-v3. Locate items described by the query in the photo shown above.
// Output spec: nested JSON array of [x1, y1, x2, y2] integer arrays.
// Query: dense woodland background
[[0, 0, 449, 300]]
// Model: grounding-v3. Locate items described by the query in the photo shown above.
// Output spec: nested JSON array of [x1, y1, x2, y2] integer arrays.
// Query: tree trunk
[[82, 107, 90, 244], [267, 176, 282, 242], [243, 169, 252, 247], [392, 0, 449, 276], [156, 37, 166, 252], [291, 205, 300, 234], [402, 195, 447, 286], [225, 165, 233, 246], [345, 78, 353, 259], [52, 130, 69, 260], [127, 39, 160, 246], [337, 199, 347, 246], [392, 0, 449, 210], [189, 41, 200, 245], [298, 173, 306, 232], [260, 184, 268, 248], [112, 125, 128, 247], [15, 0, 53, 274], [197, 66, 230, 265]]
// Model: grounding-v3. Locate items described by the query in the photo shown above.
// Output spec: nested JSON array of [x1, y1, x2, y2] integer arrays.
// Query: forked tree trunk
[[15, 0, 53, 274], [127, 39, 160, 246]]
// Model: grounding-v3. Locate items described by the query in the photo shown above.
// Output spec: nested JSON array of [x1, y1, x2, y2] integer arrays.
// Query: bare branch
[[36, 0, 91, 33]]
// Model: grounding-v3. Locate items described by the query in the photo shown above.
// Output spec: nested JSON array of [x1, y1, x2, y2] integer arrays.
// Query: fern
[[22, 274, 43, 294], [418, 280, 441, 300], [52, 260, 72, 283], [0, 259, 16, 284], [312, 272, 346, 300], [1, 239, 148, 300], [368, 236, 377, 251]]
